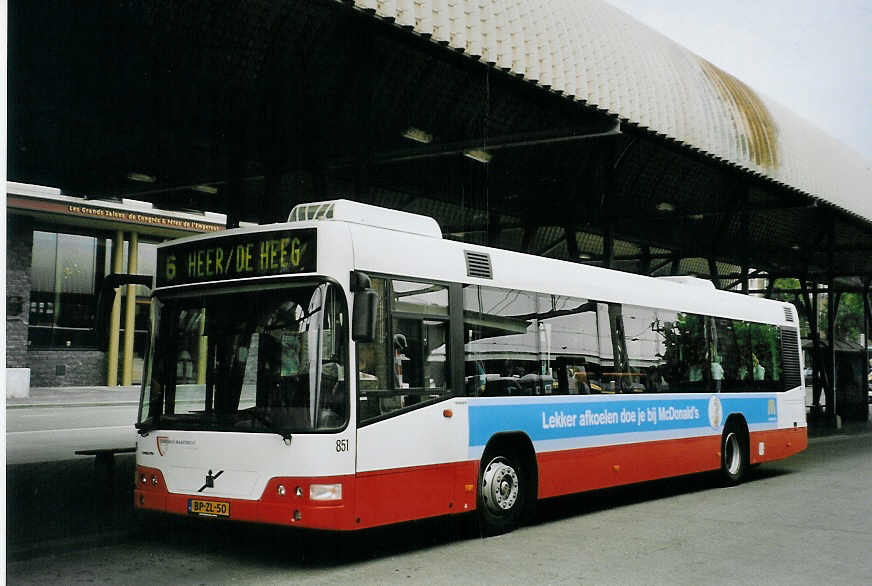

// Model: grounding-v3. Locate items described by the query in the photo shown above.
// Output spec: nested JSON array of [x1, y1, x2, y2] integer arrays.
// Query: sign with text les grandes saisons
[[156, 229, 316, 287]]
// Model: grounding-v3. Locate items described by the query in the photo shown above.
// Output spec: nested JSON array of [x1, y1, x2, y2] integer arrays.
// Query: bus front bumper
[[134, 466, 357, 530]]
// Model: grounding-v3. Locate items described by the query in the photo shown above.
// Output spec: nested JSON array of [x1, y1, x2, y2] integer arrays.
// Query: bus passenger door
[[354, 278, 464, 528]]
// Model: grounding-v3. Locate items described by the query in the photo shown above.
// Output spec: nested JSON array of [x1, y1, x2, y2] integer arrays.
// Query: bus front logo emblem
[[198, 469, 224, 492]]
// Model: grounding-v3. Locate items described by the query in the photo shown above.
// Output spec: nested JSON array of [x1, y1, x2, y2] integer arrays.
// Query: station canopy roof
[[8, 0, 872, 288]]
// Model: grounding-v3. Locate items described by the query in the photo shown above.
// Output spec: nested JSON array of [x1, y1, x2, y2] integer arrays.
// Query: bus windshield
[[138, 282, 348, 434]]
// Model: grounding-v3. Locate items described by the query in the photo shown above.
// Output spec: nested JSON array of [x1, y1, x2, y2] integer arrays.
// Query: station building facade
[[5, 182, 226, 393]]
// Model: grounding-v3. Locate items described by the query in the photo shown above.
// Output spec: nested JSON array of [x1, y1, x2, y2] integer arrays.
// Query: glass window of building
[[29, 231, 103, 348], [29, 230, 159, 383]]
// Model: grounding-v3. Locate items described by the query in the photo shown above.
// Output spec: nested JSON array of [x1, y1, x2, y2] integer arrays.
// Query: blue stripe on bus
[[720, 396, 778, 427], [468, 394, 777, 447]]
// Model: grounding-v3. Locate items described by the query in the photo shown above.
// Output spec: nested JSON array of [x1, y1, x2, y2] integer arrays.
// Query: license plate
[[188, 499, 230, 517]]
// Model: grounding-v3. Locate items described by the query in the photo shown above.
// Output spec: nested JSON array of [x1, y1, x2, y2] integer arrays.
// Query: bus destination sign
[[156, 228, 316, 287]]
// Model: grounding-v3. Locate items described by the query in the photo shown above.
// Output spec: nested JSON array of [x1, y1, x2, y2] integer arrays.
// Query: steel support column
[[106, 230, 124, 386], [827, 220, 839, 427], [708, 258, 719, 288], [603, 223, 615, 268], [740, 189, 750, 294], [865, 281, 871, 405], [121, 232, 138, 386], [799, 278, 823, 413]]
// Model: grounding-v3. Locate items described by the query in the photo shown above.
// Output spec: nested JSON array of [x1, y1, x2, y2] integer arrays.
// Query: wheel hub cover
[[483, 460, 519, 514]]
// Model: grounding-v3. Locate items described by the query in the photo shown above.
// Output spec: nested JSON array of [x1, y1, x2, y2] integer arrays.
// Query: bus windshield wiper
[[242, 409, 293, 443]]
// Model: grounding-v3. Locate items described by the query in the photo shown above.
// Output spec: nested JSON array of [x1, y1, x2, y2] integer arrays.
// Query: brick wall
[[28, 350, 109, 387], [6, 216, 33, 368]]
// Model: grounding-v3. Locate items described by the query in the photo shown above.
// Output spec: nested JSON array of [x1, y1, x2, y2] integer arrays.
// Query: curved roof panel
[[349, 0, 872, 222]]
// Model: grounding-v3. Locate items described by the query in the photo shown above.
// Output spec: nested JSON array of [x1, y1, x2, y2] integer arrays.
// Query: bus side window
[[657, 311, 710, 393], [750, 322, 781, 391], [464, 286, 541, 397], [597, 303, 633, 393], [621, 305, 659, 393], [390, 281, 450, 408], [537, 295, 597, 395], [359, 278, 451, 423]]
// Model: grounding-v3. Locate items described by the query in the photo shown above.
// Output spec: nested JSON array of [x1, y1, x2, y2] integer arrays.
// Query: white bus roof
[[156, 200, 797, 327]]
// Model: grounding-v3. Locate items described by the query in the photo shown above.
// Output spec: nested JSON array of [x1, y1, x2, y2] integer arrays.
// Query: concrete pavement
[[6, 385, 141, 409], [8, 431, 872, 584]]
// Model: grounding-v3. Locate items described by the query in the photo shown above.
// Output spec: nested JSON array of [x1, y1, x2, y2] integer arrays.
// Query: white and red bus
[[134, 199, 807, 534]]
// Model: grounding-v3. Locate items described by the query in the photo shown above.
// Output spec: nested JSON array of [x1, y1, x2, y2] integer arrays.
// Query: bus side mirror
[[96, 273, 153, 350], [350, 271, 378, 343], [352, 290, 379, 343]]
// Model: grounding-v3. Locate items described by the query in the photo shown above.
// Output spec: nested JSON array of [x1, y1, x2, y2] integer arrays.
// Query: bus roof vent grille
[[465, 251, 492, 279], [288, 201, 335, 222], [287, 199, 442, 238], [783, 306, 794, 322]]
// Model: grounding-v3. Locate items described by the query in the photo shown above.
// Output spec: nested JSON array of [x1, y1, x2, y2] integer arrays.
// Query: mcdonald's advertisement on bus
[[468, 394, 778, 449], [156, 229, 316, 287]]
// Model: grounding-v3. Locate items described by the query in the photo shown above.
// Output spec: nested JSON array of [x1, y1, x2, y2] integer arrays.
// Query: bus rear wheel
[[720, 425, 747, 485], [478, 453, 526, 535]]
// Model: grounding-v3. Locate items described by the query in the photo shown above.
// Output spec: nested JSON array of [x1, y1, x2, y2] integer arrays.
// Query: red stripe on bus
[[536, 435, 722, 498], [354, 461, 476, 529], [749, 426, 808, 464], [135, 427, 806, 530]]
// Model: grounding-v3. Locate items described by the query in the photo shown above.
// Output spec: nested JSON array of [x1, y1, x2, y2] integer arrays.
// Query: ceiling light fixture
[[401, 127, 433, 144], [192, 184, 218, 195], [127, 172, 156, 183], [463, 149, 492, 164], [689, 214, 704, 221], [656, 202, 675, 213]]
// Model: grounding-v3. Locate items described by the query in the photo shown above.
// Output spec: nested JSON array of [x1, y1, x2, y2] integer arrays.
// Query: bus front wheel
[[720, 425, 747, 485], [478, 453, 525, 535]]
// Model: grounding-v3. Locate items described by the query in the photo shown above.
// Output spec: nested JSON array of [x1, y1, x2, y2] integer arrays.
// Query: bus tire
[[720, 423, 747, 486], [478, 451, 526, 535]]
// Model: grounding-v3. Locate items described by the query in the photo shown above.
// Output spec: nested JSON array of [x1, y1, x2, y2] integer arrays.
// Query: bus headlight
[[309, 483, 342, 501]]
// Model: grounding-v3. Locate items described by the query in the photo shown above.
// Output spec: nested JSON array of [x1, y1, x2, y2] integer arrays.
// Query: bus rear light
[[151, 475, 159, 487], [277, 484, 287, 496], [140, 473, 148, 484], [309, 483, 342, 501], [293, 509, 302, 521], [295, 486, 303, 497]]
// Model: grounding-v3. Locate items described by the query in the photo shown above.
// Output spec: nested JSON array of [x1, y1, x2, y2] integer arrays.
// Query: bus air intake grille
[[783, 306, 794, 322], [464, 251, 492, 279], [781, 327, 801, 390]]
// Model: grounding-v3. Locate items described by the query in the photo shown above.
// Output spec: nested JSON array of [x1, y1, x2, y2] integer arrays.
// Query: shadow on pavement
[[122, 466, 791, 570], [6, 455, 137, 560]]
